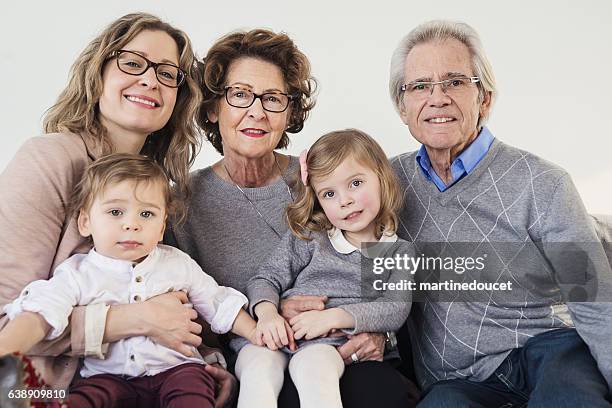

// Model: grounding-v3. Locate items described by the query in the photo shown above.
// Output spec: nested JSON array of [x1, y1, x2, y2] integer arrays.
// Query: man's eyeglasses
[[401, 76, 480, 98], [110, 50, 185, 88], [224, 86, 293, 113]]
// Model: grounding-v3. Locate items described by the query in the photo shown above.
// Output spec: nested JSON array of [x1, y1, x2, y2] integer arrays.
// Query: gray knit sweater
[[391, 138, 612, 390], [166, 157, 299, 295], [245, 230, 413, 350]]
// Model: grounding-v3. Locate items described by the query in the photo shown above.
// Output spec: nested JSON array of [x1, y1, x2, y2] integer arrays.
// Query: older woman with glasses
[[167, 29, 418, 408], [0, 12, 239, 405]]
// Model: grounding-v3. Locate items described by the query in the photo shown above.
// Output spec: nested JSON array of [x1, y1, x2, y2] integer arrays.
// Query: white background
[[2, 0, 611, 213]]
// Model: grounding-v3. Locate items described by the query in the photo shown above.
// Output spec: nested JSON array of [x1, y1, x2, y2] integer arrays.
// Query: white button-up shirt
[[4, 244, 247, 378]]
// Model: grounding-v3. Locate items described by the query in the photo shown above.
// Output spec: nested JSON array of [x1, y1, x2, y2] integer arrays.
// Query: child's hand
[[0, 312, 51, 357], [245, 325, 264, 347], [289, 309, 335, 340], [253, 302, 296, 351], [256, 313, 293, 350]]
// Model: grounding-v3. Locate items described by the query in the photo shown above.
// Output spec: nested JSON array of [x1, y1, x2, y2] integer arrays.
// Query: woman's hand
[[254, 302, 294, 350], [142, 291, 203, 356], [279, 295, 327, 320], [204, 363, 238, 408], [336, 332, 385, 364]]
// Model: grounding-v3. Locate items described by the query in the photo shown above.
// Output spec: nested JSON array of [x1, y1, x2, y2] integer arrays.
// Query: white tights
[[235, 343, 345, 408]]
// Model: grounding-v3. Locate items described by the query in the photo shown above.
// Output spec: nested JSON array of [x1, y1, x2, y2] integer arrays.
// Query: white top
[[4, 244, 247, 378], [327, 227, 398, 258]]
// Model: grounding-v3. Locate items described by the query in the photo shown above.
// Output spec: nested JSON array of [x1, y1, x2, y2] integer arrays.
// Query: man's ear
[[398, 102, 411, 126], [77, 210, 92, 238], [479, 90, 492, 119]]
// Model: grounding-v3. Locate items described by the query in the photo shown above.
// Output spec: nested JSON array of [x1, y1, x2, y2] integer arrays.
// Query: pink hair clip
[[299, 149, 309, 186]]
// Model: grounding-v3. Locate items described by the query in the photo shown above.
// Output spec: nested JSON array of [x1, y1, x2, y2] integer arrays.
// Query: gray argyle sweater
[[391, 138, 612, 390]]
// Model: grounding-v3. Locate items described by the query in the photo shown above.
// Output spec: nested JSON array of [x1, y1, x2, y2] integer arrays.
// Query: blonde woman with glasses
[[0, 13, 236, 406]]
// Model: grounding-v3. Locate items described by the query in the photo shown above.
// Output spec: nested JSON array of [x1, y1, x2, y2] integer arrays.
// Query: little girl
[[233, 129, 414, 408], [0, 154, 261, 408]]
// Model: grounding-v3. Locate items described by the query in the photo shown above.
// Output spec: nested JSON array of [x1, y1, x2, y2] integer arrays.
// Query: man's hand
[[336, 332, 385, 365], [204, 363, 238, 408], [279, 295, 327, 320]]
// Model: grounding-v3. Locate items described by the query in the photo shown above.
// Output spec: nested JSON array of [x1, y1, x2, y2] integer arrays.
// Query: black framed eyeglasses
[[110, 50, 186, 88], [224, 86, 293, 113]]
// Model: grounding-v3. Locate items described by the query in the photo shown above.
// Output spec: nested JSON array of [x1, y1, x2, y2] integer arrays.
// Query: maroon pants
[[68, 363, 215, 408]]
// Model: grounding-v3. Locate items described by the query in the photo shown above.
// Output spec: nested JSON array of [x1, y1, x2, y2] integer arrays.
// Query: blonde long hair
[[287, 129, 403, 241], [43, 13, 202, 202]]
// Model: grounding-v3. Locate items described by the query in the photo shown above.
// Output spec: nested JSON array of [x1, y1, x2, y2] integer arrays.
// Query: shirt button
[[135, 276, 142, 283], [133, 295, 141, 302], [130, 355, 135, 361]]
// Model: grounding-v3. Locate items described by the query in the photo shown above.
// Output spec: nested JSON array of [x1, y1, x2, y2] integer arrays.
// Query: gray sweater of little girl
[[391, 139, 612, 390], [247, 230, 413, 336]]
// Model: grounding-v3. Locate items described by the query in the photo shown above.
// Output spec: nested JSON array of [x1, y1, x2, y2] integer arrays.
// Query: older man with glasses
[[390, 20, 612, 407]]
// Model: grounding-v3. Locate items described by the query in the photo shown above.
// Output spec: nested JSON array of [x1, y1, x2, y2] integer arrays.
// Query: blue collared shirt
[[416, 127, 495, 191]]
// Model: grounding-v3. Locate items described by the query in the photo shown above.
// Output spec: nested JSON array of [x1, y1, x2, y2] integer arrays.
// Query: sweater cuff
[[337, 304, 364, 335], [82, 303, 110, 359], [338, 302, 410, 335], [247, 284, 280, 317]]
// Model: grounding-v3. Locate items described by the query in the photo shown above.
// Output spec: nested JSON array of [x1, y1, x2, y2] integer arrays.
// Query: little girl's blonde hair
[[287, 129, 403, 240]]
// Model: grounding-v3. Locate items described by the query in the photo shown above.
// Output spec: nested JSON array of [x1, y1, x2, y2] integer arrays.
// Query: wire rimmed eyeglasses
[[110, 50, 186, 88], [401, 76, 480, 97]]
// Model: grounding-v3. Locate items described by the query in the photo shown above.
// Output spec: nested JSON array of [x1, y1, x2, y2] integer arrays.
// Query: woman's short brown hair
[[198, 29, 317, 155]]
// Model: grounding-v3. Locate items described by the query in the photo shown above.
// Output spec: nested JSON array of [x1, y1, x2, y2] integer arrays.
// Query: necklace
[[223, 153, 293, 238]]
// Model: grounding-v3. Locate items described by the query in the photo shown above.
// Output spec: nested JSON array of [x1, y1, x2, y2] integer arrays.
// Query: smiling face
[[311, 157, 381, 244], [208, 57, 290, 159], [98, 30, 180, 148], [77, 179, 167, 262], [399, 38, 491, 157]]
